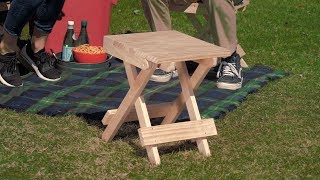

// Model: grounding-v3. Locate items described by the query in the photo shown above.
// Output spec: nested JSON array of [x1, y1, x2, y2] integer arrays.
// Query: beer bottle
[[75, 20, 89, 46], [62, 21, 75, 61]]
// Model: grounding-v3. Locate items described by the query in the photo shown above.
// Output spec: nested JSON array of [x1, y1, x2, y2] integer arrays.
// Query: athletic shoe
[[216, 52, 243, 90], [0, 52, 23, 87], [150, 68, 173, 82], [19, 44, 61, 81]]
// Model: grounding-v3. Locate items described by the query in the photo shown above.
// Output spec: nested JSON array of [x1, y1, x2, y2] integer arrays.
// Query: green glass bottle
[[75, 20, 89, 46], [62, 21, 75, 61]]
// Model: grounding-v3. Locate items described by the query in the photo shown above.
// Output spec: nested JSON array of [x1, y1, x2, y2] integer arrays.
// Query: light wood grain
[[103, 31, 230, 66], [101, 62, 157, 142], [101, 103, 170, 125], [139, 119, 217, 146], [162, 58, 215, 124], [101, 31, 229, 164], [103, 38, 150, 69], [176, 61, 211, 156], [125, 63, 160, 165]]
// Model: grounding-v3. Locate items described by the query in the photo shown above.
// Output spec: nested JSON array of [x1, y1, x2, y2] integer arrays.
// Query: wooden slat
[[235, 0, 250, 12], [125, 63, 161, 165], [176, 61, 211, 156], [240, 58, 249, 68], [103, 31, 230, 65], [184, 3, 199, 14], [237, 44, 246, 57], [138, 119, 217, 147], [101, 103, 170, 125], [162, 58, 214, 125], [101, 63, 157, 142], [103, 37, 150, 70], [176, 62, 201, 120]]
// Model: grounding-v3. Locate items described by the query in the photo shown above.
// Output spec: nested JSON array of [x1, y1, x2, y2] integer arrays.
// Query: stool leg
[[162, 58, 214, 125], [125, 63, 161, 165], [101, 63, 157, 142], [175, 61, 211, 157]]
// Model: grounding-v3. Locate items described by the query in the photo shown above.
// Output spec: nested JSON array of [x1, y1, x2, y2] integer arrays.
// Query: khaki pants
[[141, 0, 237, 71]]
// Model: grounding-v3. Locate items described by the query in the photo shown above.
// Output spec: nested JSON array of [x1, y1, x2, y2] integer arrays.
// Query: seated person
[[0, 0, 65, 87], [141, 0, 246, 90], [0, 1, 11, 38]]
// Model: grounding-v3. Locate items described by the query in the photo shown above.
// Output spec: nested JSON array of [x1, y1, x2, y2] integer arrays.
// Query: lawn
[[1, 0, 319, 179]]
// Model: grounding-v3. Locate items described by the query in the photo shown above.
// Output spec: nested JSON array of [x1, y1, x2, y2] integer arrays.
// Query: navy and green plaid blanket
[[0, 59, 287, 121]]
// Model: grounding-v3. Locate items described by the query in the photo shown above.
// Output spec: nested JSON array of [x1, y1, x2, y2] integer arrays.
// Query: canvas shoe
[[0, 52, 23, 87], [19, 43, 61, 81], [150, 68, 174, 83], [216, 52, 243, 90]]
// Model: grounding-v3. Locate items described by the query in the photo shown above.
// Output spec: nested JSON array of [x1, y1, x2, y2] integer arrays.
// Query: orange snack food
[[73, 44, 107, 64], [73, 44, 106, 54]]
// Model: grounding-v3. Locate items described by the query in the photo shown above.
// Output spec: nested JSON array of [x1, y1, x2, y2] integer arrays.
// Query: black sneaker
[[150, 68, 173, 83], [216, 52, 243, 90], [0, 52, 23, 87], [19, 44, 61, 81]]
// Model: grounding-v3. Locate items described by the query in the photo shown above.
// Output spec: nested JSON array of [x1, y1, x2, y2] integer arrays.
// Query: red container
[[73, 49, 107, 64], [45, 0, 117, 53]]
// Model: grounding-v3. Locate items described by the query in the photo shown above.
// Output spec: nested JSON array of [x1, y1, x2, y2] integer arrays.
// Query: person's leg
[[0, 29, 22, 87], [141, 0, 192, 30], [206, 0, 237, 53], [141, 0, 173, 82], [0, 1, 10, 38], [19, 0, 65, 81], [31, 0, 65, 52], [141, 0, 172, 31], [1, 0, 43, 53], [208, 0, 242, 90], [141, 0, 191, 82], [0, 0, 43, 87]]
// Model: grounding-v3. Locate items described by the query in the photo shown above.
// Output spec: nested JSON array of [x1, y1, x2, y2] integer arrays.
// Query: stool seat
[[104, 30, 230, 69]]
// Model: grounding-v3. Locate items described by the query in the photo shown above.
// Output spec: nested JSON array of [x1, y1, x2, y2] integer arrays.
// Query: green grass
[[1, 0, 320, 178]]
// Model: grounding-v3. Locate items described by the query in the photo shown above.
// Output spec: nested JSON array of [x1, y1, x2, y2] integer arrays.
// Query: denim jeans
[[4, 0, 65, 36]]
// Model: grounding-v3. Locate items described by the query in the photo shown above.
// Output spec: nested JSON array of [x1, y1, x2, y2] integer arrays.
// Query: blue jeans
[[4, 0, 65, 36]]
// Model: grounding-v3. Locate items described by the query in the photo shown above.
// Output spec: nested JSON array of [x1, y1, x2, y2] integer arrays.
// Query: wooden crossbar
[[138, 119, 217, 147], [102, 103, 171, 125]]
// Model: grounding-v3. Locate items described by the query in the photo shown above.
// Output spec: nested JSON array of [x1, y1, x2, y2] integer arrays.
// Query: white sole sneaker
[[0, 74, 22, 87], [20, 45, 60, 82], [216, 80, 242, 90], [150, 73, 172, 82]]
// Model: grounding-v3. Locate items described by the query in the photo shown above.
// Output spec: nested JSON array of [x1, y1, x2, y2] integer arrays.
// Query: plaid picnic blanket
[[0, 59, 287, 121]]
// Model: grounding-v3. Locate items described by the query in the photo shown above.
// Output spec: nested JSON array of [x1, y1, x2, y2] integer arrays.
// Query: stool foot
[[146, 146, 161, 165]]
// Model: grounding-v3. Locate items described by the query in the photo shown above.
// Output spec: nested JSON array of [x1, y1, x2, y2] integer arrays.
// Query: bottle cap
[[81, 20, 87, 26], [67, 21, 74, 26]]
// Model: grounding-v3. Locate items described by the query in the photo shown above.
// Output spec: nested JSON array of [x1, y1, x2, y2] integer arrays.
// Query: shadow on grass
[[79, 112, 198, 157], [127, 139, 198, 158]]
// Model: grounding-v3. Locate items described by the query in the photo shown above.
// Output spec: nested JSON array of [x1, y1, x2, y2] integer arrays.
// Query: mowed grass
[[1, 0, 319, 178]]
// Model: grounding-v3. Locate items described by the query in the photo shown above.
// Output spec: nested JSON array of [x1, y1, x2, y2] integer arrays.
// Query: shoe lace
[[36, 51, 54, 67], [216, 61, 241, 79], [6, 57, 18, 74]]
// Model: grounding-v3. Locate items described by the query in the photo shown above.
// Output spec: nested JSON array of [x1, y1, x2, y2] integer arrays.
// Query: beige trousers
[[141, 0, 237, 71]]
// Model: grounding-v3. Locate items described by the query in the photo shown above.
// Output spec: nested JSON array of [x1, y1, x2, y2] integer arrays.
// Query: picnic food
[[73, 44, 106, 55], [72, 44, 107, 64]]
